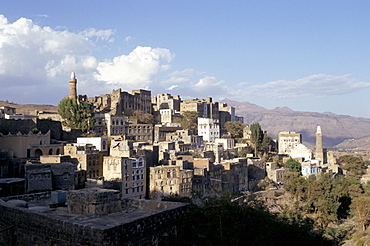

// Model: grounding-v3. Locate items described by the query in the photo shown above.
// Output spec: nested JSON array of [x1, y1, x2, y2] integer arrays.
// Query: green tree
[[350, 194, 370, 231], [58, 98, 95, 133], [131, 110, 154, 124], [250, 123, 264, 156], [339, 155, 366, 177], [174, 111, 198, 134], [224, 121, 245, 138], [284, 158, 301, 173]]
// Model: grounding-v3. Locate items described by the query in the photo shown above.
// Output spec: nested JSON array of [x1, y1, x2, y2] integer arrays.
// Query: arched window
[[35, 149, 43, 158], [48, 149, 53, 155]]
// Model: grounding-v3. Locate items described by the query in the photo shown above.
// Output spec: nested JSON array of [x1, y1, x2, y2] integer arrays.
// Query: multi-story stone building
[[166, 129, 203, 148], [152, 93, 181, 112], [88, 89, 152, 116], [278, 131, 302, 155], [92, 114, 153, 142], [180, 98, 209, 118], [64, 143, 105, 178], [220, 158, 248, 192], [148, 165, 192, 200], [102, 156, 146, 199], [198, 117, 220, 142]]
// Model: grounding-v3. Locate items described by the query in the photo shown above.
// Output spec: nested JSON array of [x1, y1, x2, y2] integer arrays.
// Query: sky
[[1, 1, 370, 118]]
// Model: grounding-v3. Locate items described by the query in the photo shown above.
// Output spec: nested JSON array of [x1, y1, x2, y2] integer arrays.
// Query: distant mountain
[[222, 99, 370, 148]]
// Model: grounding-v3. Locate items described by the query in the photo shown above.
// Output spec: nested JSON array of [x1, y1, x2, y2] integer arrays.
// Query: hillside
[[0, 101, 58, 115], [222, 99, 370, 148]]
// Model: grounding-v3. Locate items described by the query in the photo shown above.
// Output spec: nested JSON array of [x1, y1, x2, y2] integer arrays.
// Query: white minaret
[[315, 125, 324, 163]]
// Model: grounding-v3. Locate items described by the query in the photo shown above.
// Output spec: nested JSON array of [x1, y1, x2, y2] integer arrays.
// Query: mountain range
[[221, 99, 370, 149]]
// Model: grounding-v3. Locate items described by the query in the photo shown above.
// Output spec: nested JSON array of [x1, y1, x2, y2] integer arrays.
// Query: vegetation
[[281, 166, 370, 245], [177, 194, 333, 246], [224, 121, 246, 138], [174, 111, 198, 134], [234, 148, 249, 158], [284, 158, 301, 172], [250, 123, 270, 156], [58, 98, 95, 133], [131, 110, 155, 124], [339, 155, 366, 177]]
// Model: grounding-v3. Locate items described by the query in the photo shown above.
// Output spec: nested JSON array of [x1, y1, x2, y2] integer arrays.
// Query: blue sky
[[1, 1, 370, 118]]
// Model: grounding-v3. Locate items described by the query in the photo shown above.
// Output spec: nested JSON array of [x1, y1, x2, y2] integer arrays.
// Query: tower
[[315, 125, 326, 163], [69, 72, 77, 100]]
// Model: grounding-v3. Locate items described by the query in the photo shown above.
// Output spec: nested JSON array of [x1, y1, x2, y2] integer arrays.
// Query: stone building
[[247, 158, 266, 180], [220, 158, 248, 192], [92, 113, 153, 142], [198, 117, 220, 142], [166, 129, 203, 148], [88, 88, 152, 116], [152, 93, 181, 112], [154, 124, 182, 143], [0, 106, 16, 118], [25, 163, 76, 193], [180, 98, 209, 118], [0, 130, 63, 158], [159, 109, 174, 123], [266, 162, 289, 183], [301, 160, 319, 177], [64, 143, 105, 178], [77, 137, 108, 152], [278, 131, 302, 155], [148, 165, 192, 200], [103, 156, 146, 197]]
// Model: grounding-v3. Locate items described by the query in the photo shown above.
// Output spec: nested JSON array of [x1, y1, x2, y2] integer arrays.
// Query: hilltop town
[[1, 73, 370, 245]]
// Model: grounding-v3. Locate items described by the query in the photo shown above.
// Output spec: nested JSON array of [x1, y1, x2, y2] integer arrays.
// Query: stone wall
[[0, 198, 190, 245]]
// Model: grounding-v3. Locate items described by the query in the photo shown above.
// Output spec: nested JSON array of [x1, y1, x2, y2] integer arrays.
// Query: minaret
[[69, 72, 77, 100], [315, 125, 324, 163]]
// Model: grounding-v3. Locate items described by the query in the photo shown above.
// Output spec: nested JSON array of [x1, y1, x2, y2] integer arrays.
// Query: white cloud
[[80, 28, 115, 43], [0, 15, 116, 104], [242, 74, 370, 99], [34, 14, 49, 18], [0, 15, 104, 83], [94, 46, 174, 90], [125, 36, 134, 42], [161, 74, 230, 99]]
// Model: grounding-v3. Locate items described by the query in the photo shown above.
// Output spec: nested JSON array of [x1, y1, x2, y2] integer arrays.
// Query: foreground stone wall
[[0, 198, 189, 245]]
